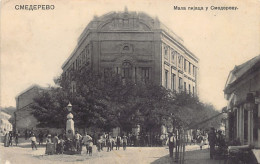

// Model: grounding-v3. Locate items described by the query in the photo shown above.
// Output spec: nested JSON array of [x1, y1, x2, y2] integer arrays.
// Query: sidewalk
[[151, 146, 226, 164]]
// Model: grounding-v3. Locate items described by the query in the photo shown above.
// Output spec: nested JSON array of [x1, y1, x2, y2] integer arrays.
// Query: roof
[[0, 111, 11, 119], [61, 8, 199, 69], [15, 84, 49, 99], [224, 54, 260, 93]]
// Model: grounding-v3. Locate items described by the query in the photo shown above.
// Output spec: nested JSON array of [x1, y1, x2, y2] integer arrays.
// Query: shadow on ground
[[16, 144, 46, 149], [151, 149, 225, 164]]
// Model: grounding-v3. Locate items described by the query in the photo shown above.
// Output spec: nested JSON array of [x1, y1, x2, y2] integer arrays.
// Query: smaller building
[[15, 85, 46, 131], [0, 112, 13, 134], [224, 55, 260, 158]]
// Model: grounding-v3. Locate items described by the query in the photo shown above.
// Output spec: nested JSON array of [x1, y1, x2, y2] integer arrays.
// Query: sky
[[1, 0, 260, 110]]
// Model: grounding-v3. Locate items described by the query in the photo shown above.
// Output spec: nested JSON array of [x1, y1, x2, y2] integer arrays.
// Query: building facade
[[224, 55, 260, 149], [62, 9, 199, 95], [15, 85, 45, 130]]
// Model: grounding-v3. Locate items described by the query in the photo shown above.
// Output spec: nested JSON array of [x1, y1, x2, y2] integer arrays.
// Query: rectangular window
[[141, 67, 150, 83], [79, 55, 81, 67], [165, 70, 168, 88], [179, 77, 183, 91], [76, 59, 78, 70], [184, 82, 186, 92], [184, 59, 186, 71], [178, 55, 182, 68], [189, 63, 191, 74], [71, 81, 76, 93], [171, 73, 176, 91], [193, 86, 195, 96], [164, 46, 168, 60], [171, 50, 175, 64], [189, 84, 191, 94]]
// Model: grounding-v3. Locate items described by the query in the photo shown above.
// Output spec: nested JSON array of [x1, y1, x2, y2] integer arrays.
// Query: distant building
[[15, 85, 46, 130], [61, 8, 199, 95], [0, 112, 13, 134], [224, 55, 260, 149]]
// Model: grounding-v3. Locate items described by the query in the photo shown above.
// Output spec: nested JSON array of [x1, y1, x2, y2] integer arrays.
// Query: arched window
[[123, 46, 130, 51], [122, 61, 132, 79]]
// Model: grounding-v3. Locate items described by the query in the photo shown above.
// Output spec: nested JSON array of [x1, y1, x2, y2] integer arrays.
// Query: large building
[[62, 9, 199, 95], [224, 55, 260, 157]]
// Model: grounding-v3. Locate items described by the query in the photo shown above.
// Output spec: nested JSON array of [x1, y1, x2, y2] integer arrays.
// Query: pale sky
[[1, 0, 260, 110]]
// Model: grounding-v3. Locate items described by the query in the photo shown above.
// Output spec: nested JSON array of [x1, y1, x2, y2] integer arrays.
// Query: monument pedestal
[[66, 113, 75, 140]]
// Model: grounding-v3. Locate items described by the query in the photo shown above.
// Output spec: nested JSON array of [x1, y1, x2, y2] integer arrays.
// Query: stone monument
[[66, 102, 75, 139]]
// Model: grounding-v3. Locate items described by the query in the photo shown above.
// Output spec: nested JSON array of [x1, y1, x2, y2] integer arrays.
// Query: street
[[0, 143, 226, 164]]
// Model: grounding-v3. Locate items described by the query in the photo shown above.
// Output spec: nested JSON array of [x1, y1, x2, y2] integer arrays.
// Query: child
[[97, 138, 102, 152], [88, 140, 93, 156], [59, 138, 65, 154]]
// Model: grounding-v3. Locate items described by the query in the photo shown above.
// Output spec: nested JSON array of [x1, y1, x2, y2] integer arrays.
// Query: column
[[248, 110, 251, 145], [250, 110, 253, 145], [240, 106, 244, 144], [247, 109, 254, 145], [236, 108, 239, 139]]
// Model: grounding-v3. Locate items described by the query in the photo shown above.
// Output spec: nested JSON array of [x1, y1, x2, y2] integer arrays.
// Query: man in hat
[[166, 132, 176, 158], [208, 127, 217, 159]]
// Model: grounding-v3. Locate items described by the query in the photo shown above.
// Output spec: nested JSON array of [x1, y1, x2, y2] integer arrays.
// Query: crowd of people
[[21, 130, 133, 155], [3, 127, 227, 160]]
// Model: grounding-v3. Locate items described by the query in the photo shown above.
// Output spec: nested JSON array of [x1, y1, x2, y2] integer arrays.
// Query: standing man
[[166, 132, 175, 158], [29, 134, 37, 150], [208, 127, 217, 159], [82, 132, 92, 155], [116, 135, 121, 150], [15, 131, 19, 146], [74, 131, 82, 152], [53, 133, 59, 154], [122, 134, 128, 150], [38, 131, 44, 146]]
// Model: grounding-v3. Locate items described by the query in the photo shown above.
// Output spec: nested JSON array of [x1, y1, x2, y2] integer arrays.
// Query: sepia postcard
[[0, 0, 260, 163]]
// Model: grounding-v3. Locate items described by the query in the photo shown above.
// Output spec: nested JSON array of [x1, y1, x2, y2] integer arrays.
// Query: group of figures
[[3, 129, 19, 147], [164, 128, 226, 160], [96, 133, 128, 152], [208, 127, 226, 159]]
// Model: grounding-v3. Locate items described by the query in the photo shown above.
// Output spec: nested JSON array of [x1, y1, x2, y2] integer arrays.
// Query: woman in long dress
[[4, 131, 9, 147]]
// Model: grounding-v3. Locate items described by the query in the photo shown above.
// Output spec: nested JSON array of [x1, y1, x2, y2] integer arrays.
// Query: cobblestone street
[[1, 143, 226, 164]]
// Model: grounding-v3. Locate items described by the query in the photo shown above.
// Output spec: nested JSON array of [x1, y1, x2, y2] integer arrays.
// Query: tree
[[32, 67, 223, 132]]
